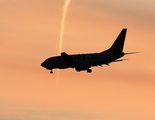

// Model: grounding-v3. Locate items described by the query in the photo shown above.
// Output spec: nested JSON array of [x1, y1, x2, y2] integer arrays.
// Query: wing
[[61, 52, 88, 68]]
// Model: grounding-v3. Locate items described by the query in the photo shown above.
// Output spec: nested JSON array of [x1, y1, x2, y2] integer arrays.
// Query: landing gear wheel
[[50, 70, 53, 74], [75, 68, 81, 72], [87, 69, 92, 73]]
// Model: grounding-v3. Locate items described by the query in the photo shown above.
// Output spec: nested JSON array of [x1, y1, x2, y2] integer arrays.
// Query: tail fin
[[108, 28, 127, 53]]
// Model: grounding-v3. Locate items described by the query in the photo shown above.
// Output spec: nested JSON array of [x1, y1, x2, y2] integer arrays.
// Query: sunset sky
[[0, 0, 155, 120]]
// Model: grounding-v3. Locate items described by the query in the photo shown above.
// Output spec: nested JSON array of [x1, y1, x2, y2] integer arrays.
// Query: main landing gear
[[87, 68, 92, 73], [75, 68, 92, 73]]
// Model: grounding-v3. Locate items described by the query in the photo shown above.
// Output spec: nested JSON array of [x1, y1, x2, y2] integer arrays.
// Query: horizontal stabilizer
[[114, 59, 128, 62], [125, 52, 140, 55]]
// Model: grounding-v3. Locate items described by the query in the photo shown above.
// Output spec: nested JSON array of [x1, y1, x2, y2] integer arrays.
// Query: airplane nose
[[41, 61, 46, 68], [41, 58, 52, 69]]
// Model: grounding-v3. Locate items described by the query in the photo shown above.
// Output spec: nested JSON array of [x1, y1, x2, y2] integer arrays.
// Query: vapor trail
[[57, 0, 70, 86], [59, 0, 70, 54]]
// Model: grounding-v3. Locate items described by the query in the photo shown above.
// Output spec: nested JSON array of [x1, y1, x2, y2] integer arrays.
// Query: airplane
[[41, 28, 138, 74]]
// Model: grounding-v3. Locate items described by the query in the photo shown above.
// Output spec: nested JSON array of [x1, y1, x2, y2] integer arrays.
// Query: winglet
[[108, 28, 127, 53]]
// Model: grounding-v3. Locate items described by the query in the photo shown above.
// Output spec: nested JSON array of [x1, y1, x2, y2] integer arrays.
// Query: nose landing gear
[[50, 70, 53, 74]]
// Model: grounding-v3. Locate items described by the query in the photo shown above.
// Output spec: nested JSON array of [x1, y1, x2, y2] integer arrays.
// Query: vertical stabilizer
[[108, 29, 127, 52]]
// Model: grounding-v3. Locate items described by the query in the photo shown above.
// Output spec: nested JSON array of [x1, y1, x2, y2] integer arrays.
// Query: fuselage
[[41, 51, 124, 70]]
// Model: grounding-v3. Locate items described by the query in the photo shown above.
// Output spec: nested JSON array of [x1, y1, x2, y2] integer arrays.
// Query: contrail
[[59, 0, 70, 54], [57, 0, 70, 86]]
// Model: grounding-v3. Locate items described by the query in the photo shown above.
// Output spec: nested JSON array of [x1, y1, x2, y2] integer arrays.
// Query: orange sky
[[0, 0, 155, 119]]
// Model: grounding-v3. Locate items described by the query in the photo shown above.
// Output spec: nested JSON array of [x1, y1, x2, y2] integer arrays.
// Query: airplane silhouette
[[41, 28, 138, 74]]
